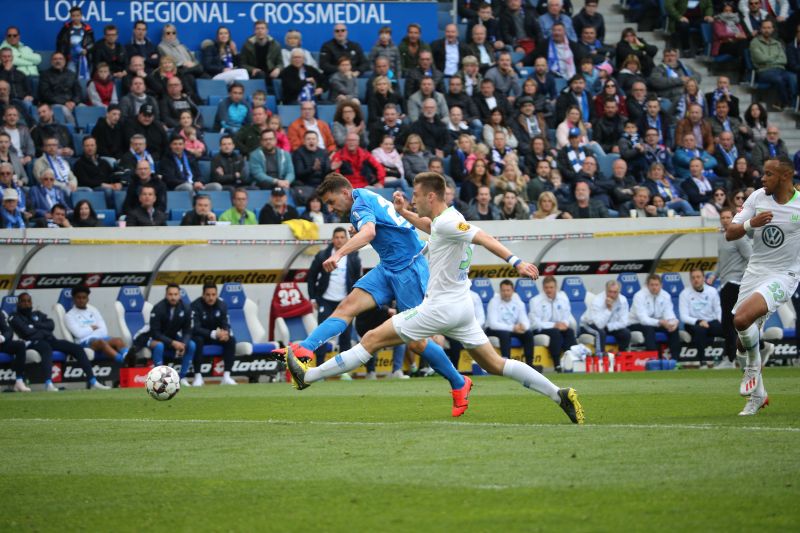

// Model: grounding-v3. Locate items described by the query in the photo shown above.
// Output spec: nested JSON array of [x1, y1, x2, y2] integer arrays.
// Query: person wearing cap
[[90, 103, 125, 159], [65, 285, 129, 364], [1, 187, 25, 228], [258, 185, 300, 224], [572, 0, 606, 43], [161, 134, 217, 192], [248, 128, 295, 190], [122, 103, 168, 161], [556, 126, 592, 182], [512, 96, 546, 152]]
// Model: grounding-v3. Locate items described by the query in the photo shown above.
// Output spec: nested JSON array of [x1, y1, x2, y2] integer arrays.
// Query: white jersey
[[425, 206, 480, 303], [733, 188, 800, 278], [64, 304, 109, 343]]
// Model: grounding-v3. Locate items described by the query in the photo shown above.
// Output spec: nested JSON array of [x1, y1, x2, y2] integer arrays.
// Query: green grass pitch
[[1, 369, 799, 532]]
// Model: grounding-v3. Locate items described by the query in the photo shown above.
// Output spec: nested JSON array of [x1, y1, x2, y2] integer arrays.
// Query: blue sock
[[151, 343, 165, 366], [179, 341, 196, 378], [299, 317, 349, 352], [89, 377, 97, 386], [45, 379, 52, 386], [115, 348, 128, 363], [420, 341, 465, 390], [392, 345, 406, 373]]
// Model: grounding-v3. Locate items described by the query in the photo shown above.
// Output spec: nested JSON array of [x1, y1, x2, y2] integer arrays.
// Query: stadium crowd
[[2, 0, 800, 228]]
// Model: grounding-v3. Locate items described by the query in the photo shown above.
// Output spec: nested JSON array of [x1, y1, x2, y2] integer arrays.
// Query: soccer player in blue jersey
[[273, 174, 472, 416]]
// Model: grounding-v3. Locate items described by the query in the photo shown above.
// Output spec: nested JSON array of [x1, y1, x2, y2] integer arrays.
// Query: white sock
[[306, 344, 372, 383], [737, 323, 761, 368], [194, 373, 202, 379], [502, 359, 560, 402], [223, 371, 231, 378]]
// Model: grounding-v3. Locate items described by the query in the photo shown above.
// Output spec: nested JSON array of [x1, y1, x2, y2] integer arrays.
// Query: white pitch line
[[2, 417, 799, 433]]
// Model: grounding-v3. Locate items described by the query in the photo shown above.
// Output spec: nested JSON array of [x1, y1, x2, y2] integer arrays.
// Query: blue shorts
[[80, 336, 110, 347], [354, 255, 429, 312]]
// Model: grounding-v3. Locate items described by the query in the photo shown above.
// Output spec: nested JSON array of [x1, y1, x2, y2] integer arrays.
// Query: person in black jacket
[[91, 104, 126, 159], [160, 135, 204, 192], [125, 21, 160, 72], [410, 98, 450, 156], [292, 130, 331, 191], [93, 25, 127, 77], [73, 136, 118, 191], [55, 6, 95, 68], [1, 308, 29, 392], [307, 227, 362, 364], [318, 24, 370, 76], [259, 186, 300, 224], [37, 52, 82, 124], [30, 103, 75, 158], [278, 51, 326, 105], [473, 78, 513, 123], [125, 182, 167, 226], [191, 283, 237, 386], [555, 74, 593, 126], [210, 135, 247, 190], [180, 194, 217, 226], [430, 24, 471, 77], [593, 98, 625, 155], [498, 0, 543, 52], [121, 104, 168, 161], [10, 292, 108, 390], [367, 104, 410, 151], [132, 283, 195, 384]]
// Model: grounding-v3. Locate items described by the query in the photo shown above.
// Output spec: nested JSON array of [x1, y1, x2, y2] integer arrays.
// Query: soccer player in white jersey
[[727, 156, 800, 416], [286, 173, 584, 424]]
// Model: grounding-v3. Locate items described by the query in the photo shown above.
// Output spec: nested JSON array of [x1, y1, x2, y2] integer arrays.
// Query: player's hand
[[750, 211, 773, 228], [699, 320, 709, 328], [392, 190, 407, 213], [348, 225, 357, 237], [323, 254, 340, 272], [516, 261, 538, 280]]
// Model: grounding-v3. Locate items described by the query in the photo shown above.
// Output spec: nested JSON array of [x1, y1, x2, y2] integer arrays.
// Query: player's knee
[[407, 339, 427, 354], [733, 313, 751, 332]]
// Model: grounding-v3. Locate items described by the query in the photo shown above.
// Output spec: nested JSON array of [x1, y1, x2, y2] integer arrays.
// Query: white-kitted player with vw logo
[[285, 172, 585, 424], [728, 156, 800, 415]]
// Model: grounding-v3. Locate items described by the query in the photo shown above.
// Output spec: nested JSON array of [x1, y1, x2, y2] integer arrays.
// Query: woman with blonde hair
[[158, 24, 204, 78], [366, 75, 403, 125], [494, 158, 530, 203], [281, 30, 318, 70], [675, 78, 705, 119], [146, 54, 195, 99], [533, 191, 569, 220], [401, 134, 432, 181]]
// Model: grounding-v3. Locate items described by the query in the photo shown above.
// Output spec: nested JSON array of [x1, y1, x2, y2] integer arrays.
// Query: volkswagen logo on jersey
[[762, 225, 784, 248]]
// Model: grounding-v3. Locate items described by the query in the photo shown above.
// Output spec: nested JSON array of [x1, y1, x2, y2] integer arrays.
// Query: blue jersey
[[350, 189, 425, 271]]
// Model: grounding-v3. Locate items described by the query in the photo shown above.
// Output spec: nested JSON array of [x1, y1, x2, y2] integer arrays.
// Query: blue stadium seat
[[597, 153, 619, 179], [72, 132, 86, 156], [272, 79, 283, 103], [265, 94, 278, 114], [247, 190, 271, 211], [317, 105, 336, 124], [1, 295, 17, 316], [277, 104, 301, 125], [438, 10, 453, 28], [515, 278, 539, 305], [208, 95, 224, 107], [198, 105, 218, 132], [114, 286, 148, 345], [204, 190, 231, 211], [95, 209, 116, 227], [562, 276, 587, 323], [617, 273, 641, 306], [196, 79, 227, 104], [660, 272, 684, 315], [113, 190, 126, 215], [52, 105, 67, 125], [357, 78, 369, 101], [74, 107, 106, 133], [554, 77, 567, 94], [239, 79, 267, 99], [197, 160, 210, 182], [219, 283, 275, 355], [167, 190, 193, 213], [204, 132, 223, 156], [470, 278, 494, 314], [71, 190, 107, 211]]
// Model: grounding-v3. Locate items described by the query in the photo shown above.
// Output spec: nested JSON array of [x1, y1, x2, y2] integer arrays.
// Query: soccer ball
[[145, 365, 180, 401]]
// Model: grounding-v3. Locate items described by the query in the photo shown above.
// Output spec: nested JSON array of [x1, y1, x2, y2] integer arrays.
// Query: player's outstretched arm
[[322, 222, 376, 272], [472, 230, 539, 279], [393, 191, 432, 234], [726, 211, 773, 241]]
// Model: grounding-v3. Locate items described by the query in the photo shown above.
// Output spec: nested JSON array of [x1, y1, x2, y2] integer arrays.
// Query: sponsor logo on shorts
[[762, 225, 784, 248]]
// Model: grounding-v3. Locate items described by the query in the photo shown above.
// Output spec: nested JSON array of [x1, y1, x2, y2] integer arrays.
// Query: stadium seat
[[112, 190, 127, 215], [264, 94, 278, 114], [617, 273, 640, 306], [72, 132, 86, 156], [238, 79, 266, 99], [357, 78, 369, 101], [71, 190, 107, 212], [218, 282, 276, 355], [514, 278, 538, 305], [208, 94, 225, 107], [271, 79, 283, 103], [196, 79, 227, 104], [660, 273, 684, 315], [95, 209, 117, 227], [167, 190, 193, 213], [1, 295, 44, 365], [197, 160, 210, 182], [52, 105, 67, 125], [277, 104, 301, 125], [113, 285, 152, 346], [204, 132, 223, 156], [562, 276, 588, 324], [1, 295, 16, 316], [74, 107, 106, 133], [247, 190, 271, 211], [597, 153, 619, 179], [204, 190, 231, 211], [470, 278, 494, 314], [317, 105, 336, 124], [198, 105, 218, 132]]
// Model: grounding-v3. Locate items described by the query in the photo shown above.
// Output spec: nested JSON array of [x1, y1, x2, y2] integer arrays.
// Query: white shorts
[[391, 298, 489, 349], [734, 272, 799, 317]]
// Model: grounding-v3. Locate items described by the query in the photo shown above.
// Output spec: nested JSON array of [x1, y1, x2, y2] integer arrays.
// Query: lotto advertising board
[[3, 0, 438, 52]]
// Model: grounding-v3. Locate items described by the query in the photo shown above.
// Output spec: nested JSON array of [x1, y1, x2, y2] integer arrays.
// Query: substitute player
[[286, 173, 584, 424], [727, 156, 800, 416], [273, 173, 470, 415]]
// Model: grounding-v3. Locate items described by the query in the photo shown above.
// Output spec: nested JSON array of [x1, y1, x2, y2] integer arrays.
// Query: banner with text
[[6, 1, 438, 53]]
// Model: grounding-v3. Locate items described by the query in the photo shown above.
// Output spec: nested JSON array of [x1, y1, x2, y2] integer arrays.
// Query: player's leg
[[720, 283, 740, 362], [53, 339, 107, 389], [29, 340, 56, 391], [5, 338, 30, 392], [290, 317, 403, 387], [179, 340, 196, 380], [733, 293, 769, 368], [191, 336, 206, 386], [220, 337, 237, 385]]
